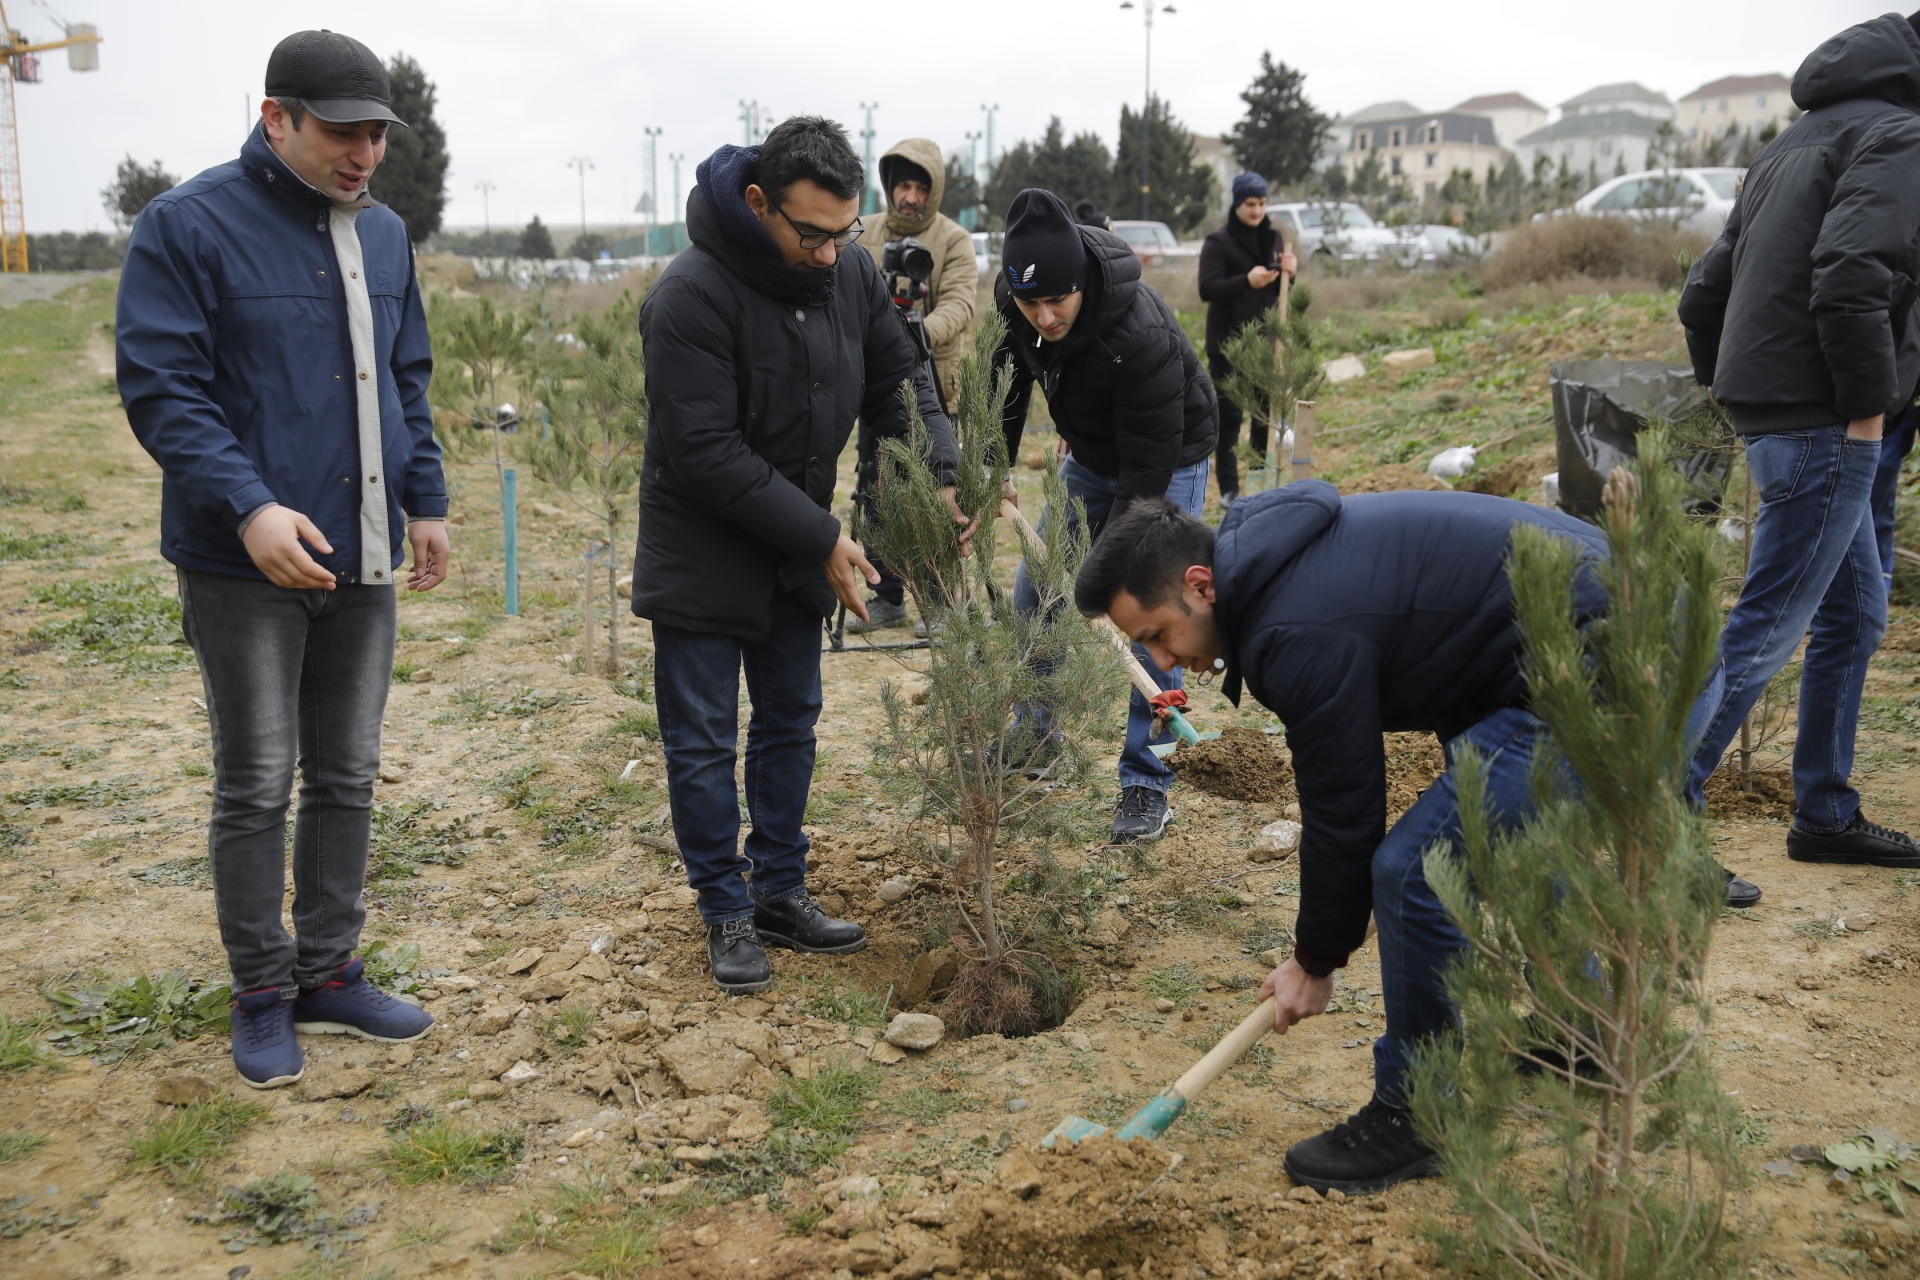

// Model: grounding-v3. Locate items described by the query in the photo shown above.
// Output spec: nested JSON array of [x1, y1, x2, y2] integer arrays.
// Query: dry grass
[[1477, 216, 1706, 293]]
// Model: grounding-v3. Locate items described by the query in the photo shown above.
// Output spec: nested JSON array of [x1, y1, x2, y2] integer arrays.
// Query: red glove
[[1148, 689, 1188, 715]]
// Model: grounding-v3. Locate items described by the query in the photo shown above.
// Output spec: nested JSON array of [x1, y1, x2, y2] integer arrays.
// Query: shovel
[[998, 499, 1218, 761], [1043, 996, 1277, 1147]]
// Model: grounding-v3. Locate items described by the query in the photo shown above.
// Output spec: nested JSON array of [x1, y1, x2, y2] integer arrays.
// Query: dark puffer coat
[[1678, 14, 1920, 432], [995, 225, 1216, 503], [633, 144, 956, 642], [1197, 214, 1280, 361]]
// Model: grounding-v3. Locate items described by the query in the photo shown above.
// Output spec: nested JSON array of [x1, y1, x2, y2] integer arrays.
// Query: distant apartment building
[[1677, 73, 1794, 144], [1448, 92, 1548, 149], [1513, 83, 1676, 180], [1318, 100, 1422, 172], [1559, 81, 1675, 123], [1340, 110, 1505, 198]]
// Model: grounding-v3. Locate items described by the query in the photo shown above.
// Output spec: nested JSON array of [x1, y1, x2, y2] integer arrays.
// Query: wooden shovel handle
[[1172, 996, 1277, 1103]]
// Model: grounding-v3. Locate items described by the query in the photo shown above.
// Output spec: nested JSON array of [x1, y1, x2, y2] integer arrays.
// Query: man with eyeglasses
[[633, 115, 969, 995]]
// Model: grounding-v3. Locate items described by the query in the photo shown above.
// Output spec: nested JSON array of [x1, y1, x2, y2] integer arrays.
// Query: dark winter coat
[[995, 225, 1215, 504], [116, 124, 443, 581], [1678, 13, 1920, 433], [1197, 214, 1280, 361], [1213, 482, 1609, 968], [632, 145, 957, 642]]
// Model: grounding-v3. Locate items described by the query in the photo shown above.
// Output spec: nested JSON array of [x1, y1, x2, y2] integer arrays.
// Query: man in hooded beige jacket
[[856, 137, 978, 409]]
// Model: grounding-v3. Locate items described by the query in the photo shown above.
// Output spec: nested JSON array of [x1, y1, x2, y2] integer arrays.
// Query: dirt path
[[1, 279, 1916, 1278]]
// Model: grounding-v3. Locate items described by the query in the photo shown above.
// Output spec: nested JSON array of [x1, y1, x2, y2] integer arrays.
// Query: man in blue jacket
[[1076, 486, 1626, 1194], [117, 30, 445, 1089]]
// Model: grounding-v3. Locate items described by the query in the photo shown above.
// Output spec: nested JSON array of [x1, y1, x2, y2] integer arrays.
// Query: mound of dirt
[[1462, 449, 1554, 499], [1703, 765, 1794, 821], [1384, 732, 1446, 820], [1338, 465, 1451, 494], [1168, 726, 1294, 803]]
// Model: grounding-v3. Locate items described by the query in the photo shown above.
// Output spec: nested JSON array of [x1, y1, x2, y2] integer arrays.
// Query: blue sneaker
[[231, 987, 304, 1089], [293, 958, 434, 1043]]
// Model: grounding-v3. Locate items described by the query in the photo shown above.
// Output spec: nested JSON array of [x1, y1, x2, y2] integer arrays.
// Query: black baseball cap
[[265, 30, 408, 127]]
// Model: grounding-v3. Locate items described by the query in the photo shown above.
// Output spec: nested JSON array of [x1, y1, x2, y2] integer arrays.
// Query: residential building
[[1339, 110, 1505, 199], [1448, 92, 1548, 149], [1318, 100, 1422, 172], [1677, 73, 1794, 145], [1512, 110, 1665, 183], [1558, 81, 1675, 123]]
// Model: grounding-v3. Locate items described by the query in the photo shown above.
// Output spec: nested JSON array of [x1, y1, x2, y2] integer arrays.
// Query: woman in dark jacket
[[1197, 172, 1297, 505]]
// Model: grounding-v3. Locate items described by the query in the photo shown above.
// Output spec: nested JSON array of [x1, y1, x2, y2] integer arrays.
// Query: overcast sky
[[11, 0, 1881, 234]]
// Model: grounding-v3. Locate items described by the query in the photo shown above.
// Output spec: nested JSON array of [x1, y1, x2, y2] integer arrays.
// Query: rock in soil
[[884, 1012, 946, 1051], [299, 1068, 374, 1101], [1167, 726, 1293, 804]]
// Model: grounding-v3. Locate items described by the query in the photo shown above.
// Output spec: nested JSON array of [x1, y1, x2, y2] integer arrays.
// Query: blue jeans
[[1874, 406, 1915, 591], [1371, 669, 1721, 1108], [177, 569, 395, 997], [1012, 454, 1210, 792], [652, 591, 822, 924], [1685, 426, 1887, 833]]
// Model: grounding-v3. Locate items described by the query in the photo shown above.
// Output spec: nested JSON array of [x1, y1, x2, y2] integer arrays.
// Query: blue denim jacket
[[116, 123, 444, 582]]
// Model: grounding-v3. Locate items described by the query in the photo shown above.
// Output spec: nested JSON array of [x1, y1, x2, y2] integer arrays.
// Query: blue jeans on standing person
[[1684, 426, 1887, 833], [652, 590, 822, 925], [1369, 669, 1723, 1108], [1012, 454, 1210, 792], [176, 569, 396, 998], [1874, 406, 1916, 591]]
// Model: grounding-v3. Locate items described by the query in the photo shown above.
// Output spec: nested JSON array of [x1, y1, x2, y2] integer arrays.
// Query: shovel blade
[[1040, 1115, 1108, 1148], [1149, 731, 1220, 760]]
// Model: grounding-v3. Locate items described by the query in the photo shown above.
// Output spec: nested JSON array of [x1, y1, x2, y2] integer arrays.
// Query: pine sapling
[[1219, 283, 1323, 485], [1410, 432, 1739, 1280]]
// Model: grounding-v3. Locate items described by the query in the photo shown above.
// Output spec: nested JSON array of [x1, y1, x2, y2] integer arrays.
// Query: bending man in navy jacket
[[117, 31, 444, 1089], [1076, 485, 1619, 1194]]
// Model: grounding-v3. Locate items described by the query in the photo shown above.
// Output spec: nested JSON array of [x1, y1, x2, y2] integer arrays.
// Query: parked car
[[1410, 224, 1486, 266], [1268, 202, 1421, 267], [1109, 219, 1202, 267], [1569, 167, 1742, 237], [970, 230, 1004, 278]]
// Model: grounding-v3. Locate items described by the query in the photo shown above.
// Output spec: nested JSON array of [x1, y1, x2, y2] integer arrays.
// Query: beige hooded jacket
[[856, 137, 978, 408]]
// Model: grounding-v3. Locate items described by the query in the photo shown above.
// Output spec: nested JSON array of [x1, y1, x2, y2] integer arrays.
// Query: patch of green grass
[[549, 1002, 598, 1054], [1151, 890, 1243, 929], [0, 1131, 46, 1164], [27, 571, 191, 670], [802, 978, 891, 1029], [885, 1085, 967, 1124], [0, 526, 95, 562], [178, 759, 211, 778], [503, 1171, 666, 1276], [767, 1067, 875, 1135], [609, 708, 658, 740], [128, 1095, 269, 1180], [186, 1171, 373, 1258], [492, 764, 658, 861], [390, 659, 419, 684], [1239, 921, 1293, 957], [700, 1069, 877, 1204], [446, 683, 570, 721], [4, 776, 153, 809], [1859, 695, 1920, 737], [129, 856, 213, 888], [0, 667, 29, 689], [0, 821, 29, 858], [368, 800, 474, 881], [377, 1118, 522, 1186], [358, 941, 423, 995], [43, 970, 231, 1059], [1141, 963, 1205, 1006]]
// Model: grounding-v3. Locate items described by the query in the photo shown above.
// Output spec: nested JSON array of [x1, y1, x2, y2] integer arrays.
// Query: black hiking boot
[[1786, 812, 1920, 868], [753, 891, 867, 955], [1110, 785, 1171, 844], [846, 598, 908, 634], [1283, 1098, 1440, 1195], [1720, 864, 1762, 908], [706, 918, 773, 995]]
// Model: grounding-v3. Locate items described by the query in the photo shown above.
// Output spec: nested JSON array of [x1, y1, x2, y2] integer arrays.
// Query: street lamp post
[[965, 130, 982, 229], [643, 126, 663, 257], [474, 178, 497, 244], [567, 155, 594, 241], [980, 102, 999, 190], [669, 152, 685, 252], [1118, 0, 1175, 221], [858, 102, 879, 216]]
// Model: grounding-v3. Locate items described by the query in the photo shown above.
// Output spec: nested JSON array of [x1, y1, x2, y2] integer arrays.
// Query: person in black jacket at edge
[[1677, 11, 1920, 878], [1074, 488, 1724, 1194], [993, 188, 1217, 844], [1197, 172, 1298, 506], [633, 117, 970, 994]]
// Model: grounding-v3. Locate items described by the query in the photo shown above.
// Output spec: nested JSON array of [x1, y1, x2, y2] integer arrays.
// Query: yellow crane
[[0, 1, 101, 271]]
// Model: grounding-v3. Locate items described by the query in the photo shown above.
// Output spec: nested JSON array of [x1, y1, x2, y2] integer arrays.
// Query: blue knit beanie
[[1231, 172, 1269, 206]]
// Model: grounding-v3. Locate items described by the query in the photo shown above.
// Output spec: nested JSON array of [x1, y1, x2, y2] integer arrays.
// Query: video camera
[[881, 235, 935, 364]]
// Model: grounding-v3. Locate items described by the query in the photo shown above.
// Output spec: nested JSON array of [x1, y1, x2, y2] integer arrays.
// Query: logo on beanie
[[1008, 262, 1040, 291]]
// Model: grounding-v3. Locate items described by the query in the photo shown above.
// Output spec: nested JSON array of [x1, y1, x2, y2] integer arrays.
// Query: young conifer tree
[[1409, 433, 1739, 1280], [865, 313, 1124, 1036], [1218, 283, 1324, 483], [521, 303, 647, 675]]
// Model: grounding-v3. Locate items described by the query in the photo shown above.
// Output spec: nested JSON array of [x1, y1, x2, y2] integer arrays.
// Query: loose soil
[[1335, 464, 1450, 494], [3, 279, 1918, 1279], [1705, 765, 1798, 821], [1168, 726, 1294, 803]]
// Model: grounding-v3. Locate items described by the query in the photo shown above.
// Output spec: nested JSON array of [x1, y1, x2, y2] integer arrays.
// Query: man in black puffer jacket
[[993, 187, 1217, 843], [1678, 11, 1920, 873], [634, 117, 965, 995], [1197, 172, 1297, 504]]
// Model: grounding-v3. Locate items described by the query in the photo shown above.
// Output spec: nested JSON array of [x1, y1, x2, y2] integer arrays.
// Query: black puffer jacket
[[1678, 14, 1920, 432], [1197, 214, 1279, 360], [633, 144, 956, 642], [996, 225, 1216, 502]]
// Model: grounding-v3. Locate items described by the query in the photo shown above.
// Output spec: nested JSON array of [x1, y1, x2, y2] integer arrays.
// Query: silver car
[[1570, 167, 1743, 237], [1268, 201, 1422, 267]]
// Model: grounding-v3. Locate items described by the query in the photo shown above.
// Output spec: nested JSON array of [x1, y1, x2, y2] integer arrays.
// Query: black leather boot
[[705, 918, 772, 994], [753, 891, 867, 955]]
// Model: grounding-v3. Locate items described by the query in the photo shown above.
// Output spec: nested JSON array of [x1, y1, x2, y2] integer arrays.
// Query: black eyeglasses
[[775, 205, 863, 250]]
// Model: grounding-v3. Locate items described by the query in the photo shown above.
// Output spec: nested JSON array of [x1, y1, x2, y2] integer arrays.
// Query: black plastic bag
[[1549, 360, 1732, 516]]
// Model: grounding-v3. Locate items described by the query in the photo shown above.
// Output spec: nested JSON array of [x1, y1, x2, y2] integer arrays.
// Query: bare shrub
[[1477, 216, 1706, 293]]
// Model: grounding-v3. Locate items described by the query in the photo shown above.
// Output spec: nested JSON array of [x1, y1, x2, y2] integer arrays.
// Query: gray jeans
[[177, 569, 395, 995]]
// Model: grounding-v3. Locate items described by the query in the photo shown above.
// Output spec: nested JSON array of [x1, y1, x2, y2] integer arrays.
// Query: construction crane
[[0, 1, 101, 271]]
